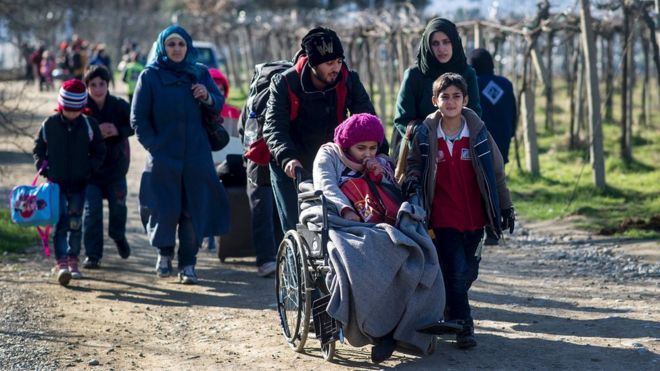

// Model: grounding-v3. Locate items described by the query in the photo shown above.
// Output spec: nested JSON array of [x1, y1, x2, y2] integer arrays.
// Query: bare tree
[[579, 0, 606, 189]]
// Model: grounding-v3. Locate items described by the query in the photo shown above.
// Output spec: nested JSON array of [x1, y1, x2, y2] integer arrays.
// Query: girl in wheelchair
[[303, 113, 451, 363], [313, 113, 399, 225]]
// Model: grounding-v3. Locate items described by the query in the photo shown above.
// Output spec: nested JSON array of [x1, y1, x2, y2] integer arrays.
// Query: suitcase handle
[[32, 160, 48, 186]]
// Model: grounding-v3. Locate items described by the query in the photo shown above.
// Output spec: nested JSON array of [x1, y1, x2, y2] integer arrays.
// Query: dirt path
[[1, 82, 658, 370]]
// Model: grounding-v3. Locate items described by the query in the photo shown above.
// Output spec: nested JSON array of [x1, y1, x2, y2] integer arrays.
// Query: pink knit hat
[[333, 113, 384, 149]]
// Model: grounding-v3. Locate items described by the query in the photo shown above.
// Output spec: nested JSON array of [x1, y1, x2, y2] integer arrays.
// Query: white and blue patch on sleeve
[[482, 80, 504, 105], [461, 148, 471, 160]]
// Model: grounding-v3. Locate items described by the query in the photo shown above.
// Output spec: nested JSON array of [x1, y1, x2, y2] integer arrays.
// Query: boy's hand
[[402, 175, 420, 197], [501, 207, 516, 234]]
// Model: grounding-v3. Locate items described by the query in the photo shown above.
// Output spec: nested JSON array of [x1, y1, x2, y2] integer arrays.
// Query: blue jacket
[[131, 64, 230, 246], [476, 73, 517, 164]]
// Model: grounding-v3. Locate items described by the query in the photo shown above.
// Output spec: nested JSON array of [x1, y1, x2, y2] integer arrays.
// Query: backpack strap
[[32, 160, 48, 186], [83, 115, 94, 141], [283, 77, 300, 122], [334, 64, 349, 123], [289, 55, 348, 124], [394, 119, 422, 184], [40, 119, 48, 143], [36, 225, 51, 257]]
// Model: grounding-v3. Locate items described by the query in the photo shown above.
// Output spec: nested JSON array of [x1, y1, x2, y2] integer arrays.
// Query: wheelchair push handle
[[294, 166, 303, 190]]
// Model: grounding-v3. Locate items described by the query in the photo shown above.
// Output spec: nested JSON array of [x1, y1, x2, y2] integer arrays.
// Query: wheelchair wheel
[[321, 341, 336, 362], [276, 230, 312, 353]]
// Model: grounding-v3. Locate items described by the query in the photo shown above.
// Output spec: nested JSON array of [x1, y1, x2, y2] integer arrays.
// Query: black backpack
[[238, 60, 294, 150]]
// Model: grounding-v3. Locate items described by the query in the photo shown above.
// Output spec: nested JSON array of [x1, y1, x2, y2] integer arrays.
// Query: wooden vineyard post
[[579, 0, 606, 189]]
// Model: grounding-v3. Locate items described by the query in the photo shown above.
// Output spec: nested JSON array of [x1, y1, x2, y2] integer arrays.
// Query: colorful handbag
[[9, 161, 59, 256], [340, 174, 403, 225]]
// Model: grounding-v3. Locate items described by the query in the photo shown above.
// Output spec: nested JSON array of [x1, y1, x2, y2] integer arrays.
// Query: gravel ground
[[0, 81, 658, 370]]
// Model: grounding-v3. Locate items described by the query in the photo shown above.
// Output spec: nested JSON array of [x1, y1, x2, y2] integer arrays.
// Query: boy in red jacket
[[405, 73, 515, 349]]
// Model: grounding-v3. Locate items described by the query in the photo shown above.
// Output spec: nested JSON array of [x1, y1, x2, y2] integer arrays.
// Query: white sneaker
[[178, 265, 198, 284], [155, 255, 173, 277], [257, 261, 277, 277]]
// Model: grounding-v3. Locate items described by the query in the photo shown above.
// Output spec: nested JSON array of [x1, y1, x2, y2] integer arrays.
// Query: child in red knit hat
[[33, 79, 106, 286]]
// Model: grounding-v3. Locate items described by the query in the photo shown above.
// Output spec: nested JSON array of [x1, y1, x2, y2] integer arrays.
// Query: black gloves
[[501, 207, 515, 234], [402, 175, 420, 198]]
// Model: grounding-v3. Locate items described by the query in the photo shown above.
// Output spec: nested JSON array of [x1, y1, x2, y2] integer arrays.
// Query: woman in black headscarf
[[392, 18, 482, 157]]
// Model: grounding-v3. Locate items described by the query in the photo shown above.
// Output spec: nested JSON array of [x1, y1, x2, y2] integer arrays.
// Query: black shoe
[[82, 257, 100, 269], [370, 335, 396, 364], [115, 239, 131, 259], [418, 320, 464, 335], [484, 236, 499, 246], [456, 321, 477, 349], [485, 227, 499, 245]]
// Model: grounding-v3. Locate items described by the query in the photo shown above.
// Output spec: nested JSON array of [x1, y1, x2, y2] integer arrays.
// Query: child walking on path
[[82, 65, 134, 269], [405, 73, 515, 349], [33, 79, 106, 285]]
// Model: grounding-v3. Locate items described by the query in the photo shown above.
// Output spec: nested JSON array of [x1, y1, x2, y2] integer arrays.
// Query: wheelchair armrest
[[298, 189, 323, 202], [298, 180, 314, 193]]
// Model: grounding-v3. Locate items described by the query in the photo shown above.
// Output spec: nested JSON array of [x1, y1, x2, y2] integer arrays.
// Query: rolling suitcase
[[216, 155, 255, 262]]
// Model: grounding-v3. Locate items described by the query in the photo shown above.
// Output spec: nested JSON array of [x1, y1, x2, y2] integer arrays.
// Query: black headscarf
[[416, 18, 467, 78], [469, 48, 495, 75]]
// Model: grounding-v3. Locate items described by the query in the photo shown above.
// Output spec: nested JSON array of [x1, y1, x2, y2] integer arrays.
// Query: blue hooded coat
[[131, 25, 230, 247]]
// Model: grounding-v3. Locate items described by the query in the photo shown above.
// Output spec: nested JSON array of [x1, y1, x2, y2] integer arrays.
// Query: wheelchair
[[275, 172, 341, 362]]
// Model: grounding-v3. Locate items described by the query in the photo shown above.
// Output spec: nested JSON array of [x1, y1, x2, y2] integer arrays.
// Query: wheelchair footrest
[[312, 294, 340, 347]]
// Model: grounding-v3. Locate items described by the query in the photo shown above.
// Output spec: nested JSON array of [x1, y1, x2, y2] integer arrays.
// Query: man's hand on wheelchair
[[285, 159, 303, 179], [501, 207, 516, 234]]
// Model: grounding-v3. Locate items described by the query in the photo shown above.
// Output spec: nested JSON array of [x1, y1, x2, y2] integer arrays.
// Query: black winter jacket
[[86, 94, 134, 183], [263, 61, 377, 174], [33, 113, 106, 193]]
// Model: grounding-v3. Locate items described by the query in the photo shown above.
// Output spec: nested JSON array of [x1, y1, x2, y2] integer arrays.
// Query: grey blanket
[[299, 200, 445, 354]]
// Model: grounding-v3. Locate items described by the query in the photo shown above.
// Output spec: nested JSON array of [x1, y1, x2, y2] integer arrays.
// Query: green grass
[[226, 74, 659, 239], [0, 208, 39, 253], [509, 79, 660, 239]]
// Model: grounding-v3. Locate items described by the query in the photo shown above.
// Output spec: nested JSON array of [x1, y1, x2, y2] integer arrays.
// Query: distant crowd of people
[[21, 37, 145, 96], [30, 18, 518, 364]]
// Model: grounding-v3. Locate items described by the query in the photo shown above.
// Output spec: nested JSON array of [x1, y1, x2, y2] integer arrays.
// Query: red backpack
[[340, 172, 403, 225]]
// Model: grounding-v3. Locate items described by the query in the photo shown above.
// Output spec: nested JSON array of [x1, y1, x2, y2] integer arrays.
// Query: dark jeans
[[269, 163, 300, 233], [54, 191, 85, 259], [433, 227, 484, 322], [83, 179, 128, 261], [247, 181, 282, 266], [157, 193, 198, 269]]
